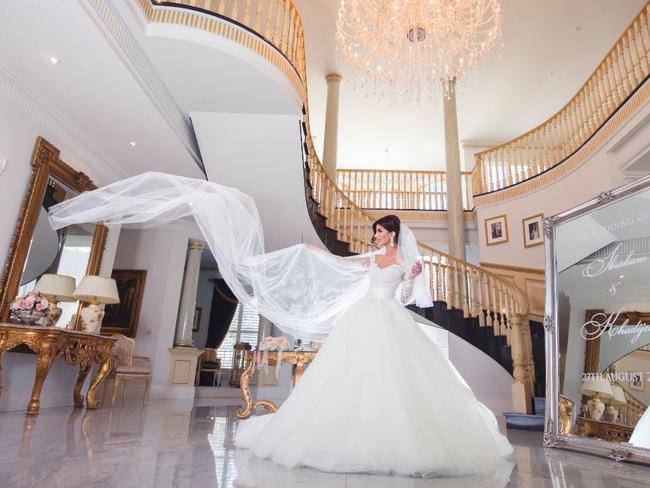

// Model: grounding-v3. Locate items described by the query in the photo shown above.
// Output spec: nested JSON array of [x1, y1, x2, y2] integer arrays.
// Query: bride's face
[[373, 224, 394, 248]]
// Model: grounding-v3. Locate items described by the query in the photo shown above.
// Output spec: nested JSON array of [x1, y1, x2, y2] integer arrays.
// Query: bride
[[47, 172, 512, 478], [235, 215, 513, 477]]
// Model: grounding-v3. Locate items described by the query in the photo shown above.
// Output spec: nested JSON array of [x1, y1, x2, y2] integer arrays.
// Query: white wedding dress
[[630, 407, 650, 449], [235, 258, 514, 477]]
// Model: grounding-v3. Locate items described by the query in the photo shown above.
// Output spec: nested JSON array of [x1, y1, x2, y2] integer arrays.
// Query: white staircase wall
[[191, 112, 322, 251]]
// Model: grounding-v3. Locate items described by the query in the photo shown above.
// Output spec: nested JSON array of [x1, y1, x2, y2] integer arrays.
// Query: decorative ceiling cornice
[[81, 0, 204, 173], [0, 59, 128, 184]]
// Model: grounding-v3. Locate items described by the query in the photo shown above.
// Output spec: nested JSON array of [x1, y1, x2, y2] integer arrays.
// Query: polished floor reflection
[[0, 399, 649, 487]]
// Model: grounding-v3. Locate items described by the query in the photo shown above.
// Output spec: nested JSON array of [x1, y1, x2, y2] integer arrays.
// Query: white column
[[173, 239, 207, 346], [323, 73, 343, 181], [443, 78, 466, 261]]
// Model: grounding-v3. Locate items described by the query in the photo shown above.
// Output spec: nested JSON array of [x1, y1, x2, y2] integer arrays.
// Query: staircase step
[[504, 412, 545, 431]]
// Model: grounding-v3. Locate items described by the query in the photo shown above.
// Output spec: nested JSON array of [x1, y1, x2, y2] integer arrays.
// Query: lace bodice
[[367, 260, 413, 302]]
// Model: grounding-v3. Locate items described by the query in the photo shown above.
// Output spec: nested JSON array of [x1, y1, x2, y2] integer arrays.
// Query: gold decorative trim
[[474, 79, 650, 208], [480, 261, 545, 275], [364, 209, 476, 223], [137, 0, 305, 102]]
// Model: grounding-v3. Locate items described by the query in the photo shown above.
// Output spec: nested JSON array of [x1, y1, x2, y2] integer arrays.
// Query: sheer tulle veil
[[48, 172, 432, 339]]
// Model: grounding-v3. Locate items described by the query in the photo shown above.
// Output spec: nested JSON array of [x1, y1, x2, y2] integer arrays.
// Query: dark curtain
[[205, 278, 238, 349]]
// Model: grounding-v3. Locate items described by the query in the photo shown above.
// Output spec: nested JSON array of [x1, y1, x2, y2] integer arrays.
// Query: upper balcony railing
[[336, 168, 474, 211], [472, 3, 650, 196]]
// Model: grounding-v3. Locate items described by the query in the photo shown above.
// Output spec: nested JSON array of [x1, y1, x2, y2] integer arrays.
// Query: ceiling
[[295, 0, 647, 170], [0, 0, 209, 184], [0, 0, 645, 181]]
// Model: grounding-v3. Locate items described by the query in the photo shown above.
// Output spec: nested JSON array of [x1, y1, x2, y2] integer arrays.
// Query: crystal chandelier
[[336, 0, 502, 103]]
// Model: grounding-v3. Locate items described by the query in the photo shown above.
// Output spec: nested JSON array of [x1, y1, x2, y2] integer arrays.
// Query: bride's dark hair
[[372, 215, 401, 245]]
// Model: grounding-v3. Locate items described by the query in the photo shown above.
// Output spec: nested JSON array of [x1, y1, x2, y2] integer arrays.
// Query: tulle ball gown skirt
[[235, 296, 513, 477]]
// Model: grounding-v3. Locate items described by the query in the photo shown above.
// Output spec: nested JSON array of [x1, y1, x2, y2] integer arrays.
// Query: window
[[217, 303, 260, 369]]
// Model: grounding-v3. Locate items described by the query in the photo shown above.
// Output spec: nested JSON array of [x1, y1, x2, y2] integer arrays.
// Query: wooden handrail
[[472, 3, 650, 195]]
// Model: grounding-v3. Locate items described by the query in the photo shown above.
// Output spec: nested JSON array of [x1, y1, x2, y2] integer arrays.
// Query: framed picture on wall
[[102, 269, 147, 338], [484, 215, 509, 246], [193, 307, 202, 333], [630, 372, 644, 391], [522, 213, 544, 248]]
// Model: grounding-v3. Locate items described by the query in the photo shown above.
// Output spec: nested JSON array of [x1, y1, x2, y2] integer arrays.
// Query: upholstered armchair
[[106, 333, 152, 406], [196, 348, 222, 386]]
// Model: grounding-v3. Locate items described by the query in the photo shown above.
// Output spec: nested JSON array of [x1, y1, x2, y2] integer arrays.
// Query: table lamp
[[581, 378, 614, 421], [606, 384, 627, 423], [72, 275, 120, 333], [33, 273, 76, 326]]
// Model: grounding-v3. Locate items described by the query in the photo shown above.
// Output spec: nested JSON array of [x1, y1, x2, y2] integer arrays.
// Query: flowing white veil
[[48, 172, 431, 338]]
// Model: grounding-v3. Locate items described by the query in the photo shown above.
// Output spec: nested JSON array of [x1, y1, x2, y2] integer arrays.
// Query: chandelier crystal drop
[[336, 0, 502, 103]]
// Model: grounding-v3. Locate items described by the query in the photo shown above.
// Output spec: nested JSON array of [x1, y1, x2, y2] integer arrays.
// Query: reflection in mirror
[[18, 177, 97, 327], [555, 186, 650, 451]]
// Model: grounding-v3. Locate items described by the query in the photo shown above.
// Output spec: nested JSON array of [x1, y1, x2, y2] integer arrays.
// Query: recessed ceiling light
[[129, 141, 137, 147], [49, 57, 59, 65]]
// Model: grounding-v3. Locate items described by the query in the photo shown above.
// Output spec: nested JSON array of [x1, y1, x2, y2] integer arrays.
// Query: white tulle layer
[[235, 296, 513, 477]]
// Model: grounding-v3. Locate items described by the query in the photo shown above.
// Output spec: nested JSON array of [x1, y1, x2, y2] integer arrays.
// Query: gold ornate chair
[[107, 333, 152, 406], [196, 348, 222, 386]]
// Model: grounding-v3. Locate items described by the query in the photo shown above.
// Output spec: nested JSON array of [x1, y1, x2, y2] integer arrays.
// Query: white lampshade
[[581, 378, 614, 399], [33, 274, 76, 302], [610, 384, 627, 405], [72, 275, 120, 304]]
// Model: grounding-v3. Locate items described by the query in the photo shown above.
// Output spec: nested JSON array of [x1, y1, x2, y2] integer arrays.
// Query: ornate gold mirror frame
[[0, 137, 108, 322]]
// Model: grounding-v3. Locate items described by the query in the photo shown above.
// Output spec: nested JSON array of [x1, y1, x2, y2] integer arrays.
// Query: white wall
[[191, 112, 323, 251], [476, 96, 650, 269], [0, 83, 116, 412], [112, 224, 202, 393]]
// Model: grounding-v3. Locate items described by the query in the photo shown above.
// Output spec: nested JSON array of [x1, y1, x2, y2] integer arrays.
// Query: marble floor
[[0, 399, 649, 488]]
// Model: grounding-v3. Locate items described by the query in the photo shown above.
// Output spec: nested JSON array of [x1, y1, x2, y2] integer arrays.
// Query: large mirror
[[0, 137, 107, 327], [545, 175, 650, 464]]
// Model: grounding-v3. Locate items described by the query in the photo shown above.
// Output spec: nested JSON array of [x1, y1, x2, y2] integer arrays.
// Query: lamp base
[[587, 397, 606, 421], [46, 303, 62, 327], [80, 303, 104, 334]]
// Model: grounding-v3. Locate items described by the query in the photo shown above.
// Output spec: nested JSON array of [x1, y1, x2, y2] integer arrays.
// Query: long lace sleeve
[[400, 274, 415, 304], [399, 260, 422, 304]]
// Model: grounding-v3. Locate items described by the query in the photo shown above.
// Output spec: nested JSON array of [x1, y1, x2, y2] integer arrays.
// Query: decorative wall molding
[[0, 59, 128, 184], [81, 0, 204, 172], [365, 208, 476, 224], [474, 80, 650, 208]]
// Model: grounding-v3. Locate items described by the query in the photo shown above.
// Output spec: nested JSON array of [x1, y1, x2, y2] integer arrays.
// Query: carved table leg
[[86, 352, 113, 409], [73, 364, 92, 408], [293, 361, 306, 388], [27, 341, 57, 415], [237, 353, 277, 419]]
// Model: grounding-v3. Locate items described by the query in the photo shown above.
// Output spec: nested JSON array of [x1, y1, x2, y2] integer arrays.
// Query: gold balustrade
[[336, 169, 474, 211], [472, 3, 650, 196], [142, 0, 533, 411]]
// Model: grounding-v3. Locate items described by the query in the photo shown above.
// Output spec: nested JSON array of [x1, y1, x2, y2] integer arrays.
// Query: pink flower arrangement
[[259, 336, 290, 351], [11, 291, 49, 312]]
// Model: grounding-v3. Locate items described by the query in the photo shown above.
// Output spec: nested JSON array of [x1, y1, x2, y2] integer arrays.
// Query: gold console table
[[237, 350, 317, 419], [0, 323, 116, 415]]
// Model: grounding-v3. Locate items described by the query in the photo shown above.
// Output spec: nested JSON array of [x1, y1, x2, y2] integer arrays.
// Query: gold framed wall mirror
[[0, 137, 108, 328]]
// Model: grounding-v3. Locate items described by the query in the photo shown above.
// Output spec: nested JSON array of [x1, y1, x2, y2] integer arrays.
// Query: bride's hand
[[410, 262, 422, 278]]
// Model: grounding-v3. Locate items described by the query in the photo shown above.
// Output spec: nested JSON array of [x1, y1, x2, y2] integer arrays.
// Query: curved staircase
[[136, 0, 535, 414]]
